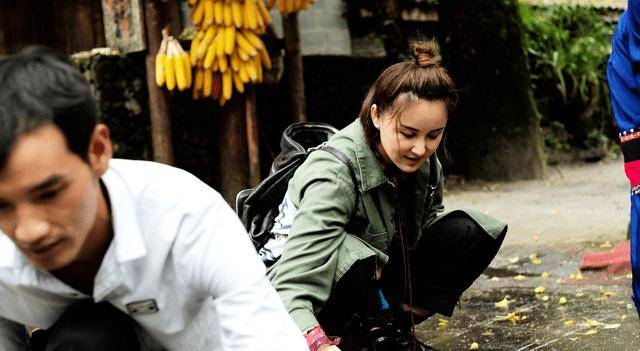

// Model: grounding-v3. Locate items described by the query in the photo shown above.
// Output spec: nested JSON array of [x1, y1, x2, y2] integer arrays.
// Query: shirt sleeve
[[0, 317, 28, 351], [269, 153, 357, 333], [173, 190, 307, 351]]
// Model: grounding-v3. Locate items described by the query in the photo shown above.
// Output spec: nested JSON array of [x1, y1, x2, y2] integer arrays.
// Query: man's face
[[0, 124, 108, 270]]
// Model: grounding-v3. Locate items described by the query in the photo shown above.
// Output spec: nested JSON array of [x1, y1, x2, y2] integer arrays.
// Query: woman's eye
[[401, 132, 416, 138], [427, 133, 440, 140], [38, 189, 61, 201]]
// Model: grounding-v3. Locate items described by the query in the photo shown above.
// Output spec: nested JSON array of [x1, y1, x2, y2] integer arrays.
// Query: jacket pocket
[[360, 226, 388, 252]]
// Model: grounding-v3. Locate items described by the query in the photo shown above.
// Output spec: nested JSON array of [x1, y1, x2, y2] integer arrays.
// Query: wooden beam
[[143, 0, 174, 165]]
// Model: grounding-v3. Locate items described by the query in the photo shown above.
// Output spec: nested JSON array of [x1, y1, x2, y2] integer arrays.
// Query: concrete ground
[[415, 158, 639, 350]]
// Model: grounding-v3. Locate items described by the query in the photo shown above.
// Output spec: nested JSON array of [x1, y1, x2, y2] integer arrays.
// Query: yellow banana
[[231, 1, 243, 28], [175, 52, 188, 91], [230, 53, 240, 72], [224, 26, 236, 55], [244, 0, 257, 30], [277, 0, 286, 14], [233, 72, 245, 93], [236, 32, 258, 56], [214, 1, 223, 25], [190, 32, 203, 65], [165, 55, 176, 91], [238, 63, 249, 82], [183, 54, 192, 87], [258, 47, 272, 69], [215, 32, 225, 58], [155, 52, 166, 87], [255, 56, 263, 82], [203, 69, 213, 97], [203, 42, 217, 69], [204, 0, 214, 25], [197, 26, 217, 59], [223, 3, 233, 26], [219, 54, 228, 72], [194, 67, 204, 92], [237, 46, 250, 61], [192, 0, 205, 26], [242, 31, 264, 49], [256, 0, 271, 25], [222, 69, 233, 100], [245, 60, 258, 82]]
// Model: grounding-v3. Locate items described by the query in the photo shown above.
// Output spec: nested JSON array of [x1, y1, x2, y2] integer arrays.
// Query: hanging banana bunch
[[271, 0, 316, 15], [155, 30, 192, 92], [188, 0, 272, 105]]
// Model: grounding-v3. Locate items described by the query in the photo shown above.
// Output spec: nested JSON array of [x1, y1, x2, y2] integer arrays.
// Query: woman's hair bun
[[411, 41, 439, 68]]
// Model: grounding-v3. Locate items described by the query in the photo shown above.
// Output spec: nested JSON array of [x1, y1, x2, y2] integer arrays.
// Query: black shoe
[[360, 314, 439, 351]]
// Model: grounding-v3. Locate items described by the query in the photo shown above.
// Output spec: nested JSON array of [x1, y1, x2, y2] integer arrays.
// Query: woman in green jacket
[[266, 42, 507, 351]]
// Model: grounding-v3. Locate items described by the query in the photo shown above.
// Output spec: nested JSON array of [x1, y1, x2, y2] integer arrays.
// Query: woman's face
[[371, 99, 447, 173]]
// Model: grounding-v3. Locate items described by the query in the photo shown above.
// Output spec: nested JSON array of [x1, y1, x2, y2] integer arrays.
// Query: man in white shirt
[[0, 47, 307, 350]]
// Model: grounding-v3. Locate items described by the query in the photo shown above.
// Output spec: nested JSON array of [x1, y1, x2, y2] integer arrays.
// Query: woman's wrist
[[305, 326, 340, 351]]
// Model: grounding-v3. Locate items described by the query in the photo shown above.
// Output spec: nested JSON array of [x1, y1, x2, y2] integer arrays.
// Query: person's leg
[[30, 302, 141, 351], [383, 211, 506, 319]]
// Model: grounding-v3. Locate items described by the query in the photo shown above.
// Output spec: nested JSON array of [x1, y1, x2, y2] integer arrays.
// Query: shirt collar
[[0, 161, 147, 270], [101, 163, 147, 263]]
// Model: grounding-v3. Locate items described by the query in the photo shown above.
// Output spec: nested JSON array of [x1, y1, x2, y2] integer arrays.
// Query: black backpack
[[235, 122, 359, 252]]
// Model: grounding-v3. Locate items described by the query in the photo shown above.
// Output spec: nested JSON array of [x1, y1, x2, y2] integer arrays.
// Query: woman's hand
[[318, 345, 341, 351]]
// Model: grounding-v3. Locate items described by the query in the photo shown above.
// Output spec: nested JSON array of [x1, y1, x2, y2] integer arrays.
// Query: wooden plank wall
[[0, 0, 105, 55]]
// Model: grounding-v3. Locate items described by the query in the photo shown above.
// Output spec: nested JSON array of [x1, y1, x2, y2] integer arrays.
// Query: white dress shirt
[[0, 159, 307, 350]]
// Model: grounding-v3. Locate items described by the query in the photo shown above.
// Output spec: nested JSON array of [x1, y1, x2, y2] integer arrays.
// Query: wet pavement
[[415, 160, 639, 350]]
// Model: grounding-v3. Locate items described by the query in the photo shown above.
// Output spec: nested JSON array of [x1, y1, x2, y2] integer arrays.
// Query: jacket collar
[[351, 120, 391, 192], [0, 163, 147, 270]]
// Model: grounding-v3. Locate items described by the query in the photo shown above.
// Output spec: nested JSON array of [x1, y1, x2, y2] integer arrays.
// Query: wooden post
[[143, 0, 174, 164], [283, 12, 306, 123], [245, 86, 261, 187], [218, 96, 251, 204]]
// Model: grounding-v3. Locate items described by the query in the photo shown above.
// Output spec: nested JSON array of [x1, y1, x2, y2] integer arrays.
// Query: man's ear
[[87, 124, 112, 177]]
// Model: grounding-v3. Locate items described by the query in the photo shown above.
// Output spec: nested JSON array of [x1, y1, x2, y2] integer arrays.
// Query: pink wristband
[[305, 326, 341, 351]]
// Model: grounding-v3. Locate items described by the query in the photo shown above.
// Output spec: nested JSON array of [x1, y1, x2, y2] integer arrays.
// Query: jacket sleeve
[[173, 189, 307, 351], [423, 157, 445, 229], [269, 152, 358, 333], [0, 317, 28, 351]]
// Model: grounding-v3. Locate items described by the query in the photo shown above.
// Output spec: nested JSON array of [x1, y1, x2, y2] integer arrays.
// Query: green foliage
[[519, 4, 615, 154]]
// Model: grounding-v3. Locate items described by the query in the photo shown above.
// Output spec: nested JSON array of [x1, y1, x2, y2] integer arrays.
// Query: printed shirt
[[0, 159, 307, 351]]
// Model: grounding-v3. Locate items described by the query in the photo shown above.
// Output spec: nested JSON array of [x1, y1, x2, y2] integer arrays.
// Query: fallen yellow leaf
[[531, 258, 542, 265], [534, 286, 546, 294], [541, 295, 550, 301], [582, 318, 602, 327], [603, 323, 621, 330], [509, 256, 520, 264], [599, 241, 612, 248], [494, 297, 511, 309], [470, 342, 479, 350], [438, 319, 449, 329], [564, 320, 575, 326], [621, 315, 628, 320], [514, 274, 526, 281], [581, 329, 598, 335], [528, 253, 538, 260], [558, 297, 568, 305], [575, 292, 585, 297], [490, 276, 500, 281], [541, 272, 549, 279]]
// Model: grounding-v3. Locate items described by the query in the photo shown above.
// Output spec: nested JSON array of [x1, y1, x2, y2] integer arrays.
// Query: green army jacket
[[268, 119, 506, 333]]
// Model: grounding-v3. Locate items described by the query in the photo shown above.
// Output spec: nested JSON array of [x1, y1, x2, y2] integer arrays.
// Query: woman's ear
[[87, 124, 113, 177], [370, 104, 380, 129]]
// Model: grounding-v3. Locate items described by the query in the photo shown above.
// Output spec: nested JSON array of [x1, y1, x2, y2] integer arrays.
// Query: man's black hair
[[0, 46, 98, 169]]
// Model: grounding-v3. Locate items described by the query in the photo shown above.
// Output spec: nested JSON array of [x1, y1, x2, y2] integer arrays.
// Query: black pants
[[319, 212, 506, 336], [29, 302, 140, 351]]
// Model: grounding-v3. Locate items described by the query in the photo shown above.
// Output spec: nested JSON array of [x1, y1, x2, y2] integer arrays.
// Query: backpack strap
[[319, 146, 360, 206]]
